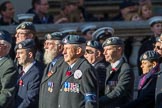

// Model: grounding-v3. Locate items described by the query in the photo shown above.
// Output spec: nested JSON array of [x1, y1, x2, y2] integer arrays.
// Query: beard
[[43, 49, 58, 64]]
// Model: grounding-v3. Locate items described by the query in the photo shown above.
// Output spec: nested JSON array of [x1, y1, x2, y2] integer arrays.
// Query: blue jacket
[[15, 61, 43, 108]]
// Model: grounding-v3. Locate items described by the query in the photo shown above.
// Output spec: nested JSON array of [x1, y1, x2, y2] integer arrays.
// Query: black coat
[[39, 57, 67, 108], [121, 72, 157, 108], [58, 57, 99, 108], [99, 58, 134, 108]]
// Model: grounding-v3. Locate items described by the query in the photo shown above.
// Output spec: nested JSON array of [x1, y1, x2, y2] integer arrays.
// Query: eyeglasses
[[85, 49, 95, 54], [154, 46, 162, 50]]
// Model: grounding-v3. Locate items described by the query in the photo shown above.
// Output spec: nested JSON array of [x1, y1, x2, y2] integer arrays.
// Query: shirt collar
[[0, 57, 4, 61], [23, 61, 36, 74], [111, 57, 123, 68], [69, 62, 76, 69], [51, 55, 61, 66]]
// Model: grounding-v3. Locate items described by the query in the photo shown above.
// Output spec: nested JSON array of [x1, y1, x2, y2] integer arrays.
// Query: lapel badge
[[74, 70, 82, 79]]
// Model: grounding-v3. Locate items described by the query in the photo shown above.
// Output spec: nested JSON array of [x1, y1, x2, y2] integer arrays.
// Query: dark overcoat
[[58, 57, 99, 108]]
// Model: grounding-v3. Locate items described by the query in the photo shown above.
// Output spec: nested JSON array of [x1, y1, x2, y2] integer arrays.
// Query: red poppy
[[47, 72, 52, 77], [19, 79, 23, 86], [66, 71, 72, 76], [112, 68, 117, 72]]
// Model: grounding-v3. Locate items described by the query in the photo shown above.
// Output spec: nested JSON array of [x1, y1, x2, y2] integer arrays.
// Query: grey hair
[[72, 43, 86, 54], [0, 40, 11, 54]]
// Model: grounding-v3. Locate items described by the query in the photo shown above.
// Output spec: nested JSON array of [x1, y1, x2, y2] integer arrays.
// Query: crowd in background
[[0, 0, 162, 108], [0, 0, 161, 25]]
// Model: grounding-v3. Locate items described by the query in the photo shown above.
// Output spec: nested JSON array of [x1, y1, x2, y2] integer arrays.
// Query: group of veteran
[[1, 19, 162, 108]]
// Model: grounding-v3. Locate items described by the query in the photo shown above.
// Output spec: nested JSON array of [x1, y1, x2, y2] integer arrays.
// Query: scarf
[[138, 64, 159, 90]]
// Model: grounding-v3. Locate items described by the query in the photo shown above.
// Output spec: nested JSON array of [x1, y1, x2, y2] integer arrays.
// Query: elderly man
[[84, 40, 109, 97], [58, 35, 99, 108], [39, 32, 66, 108], [15, 39, 43, 108], [99, 37, 134, 108], [0, 30, 18, 108]]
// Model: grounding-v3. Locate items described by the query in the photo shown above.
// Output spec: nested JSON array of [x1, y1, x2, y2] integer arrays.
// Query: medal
[[47, 81, 54, 92]]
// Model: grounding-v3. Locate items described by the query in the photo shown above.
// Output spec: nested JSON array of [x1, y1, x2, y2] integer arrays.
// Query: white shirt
[[23, 61, 36, 74]]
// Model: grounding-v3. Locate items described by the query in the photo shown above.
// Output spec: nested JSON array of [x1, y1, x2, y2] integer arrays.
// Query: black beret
[[0, 30, 12, 44], [86, 40, 103, 51], [102, 37, 124, 47], [140, 50, 160, 61], [62, 35, 86, 44], [45, 32, 64, 40], [15, 39, 35, 50], [119, 1, 136, 9], [16, 21, 35, 31]]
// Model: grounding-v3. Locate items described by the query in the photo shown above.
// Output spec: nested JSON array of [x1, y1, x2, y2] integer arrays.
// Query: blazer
[[58, 57, 99, 108], [15, 61, 43, 108], [99, 57, 134, 108], [0, 55, 18, 108], [39, 57, 67, 108]]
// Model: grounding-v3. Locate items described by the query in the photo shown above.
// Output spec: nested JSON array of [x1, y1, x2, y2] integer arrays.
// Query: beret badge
[[87, 41, 91, 46], [107, 39, 111, 44], [143, 54, 147, 59], [21, 24, 26, 29], [18, 44, 23, 49], [46, 34, 52, 39], [64, 38, 68, 43]]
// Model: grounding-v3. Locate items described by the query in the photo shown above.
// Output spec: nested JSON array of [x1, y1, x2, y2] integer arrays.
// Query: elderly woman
[[120, 50, 160, 108]]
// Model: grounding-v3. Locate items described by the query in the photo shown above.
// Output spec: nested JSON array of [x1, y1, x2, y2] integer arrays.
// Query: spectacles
[[154, 46, 162, 50], [85, 49, 95, 54]]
